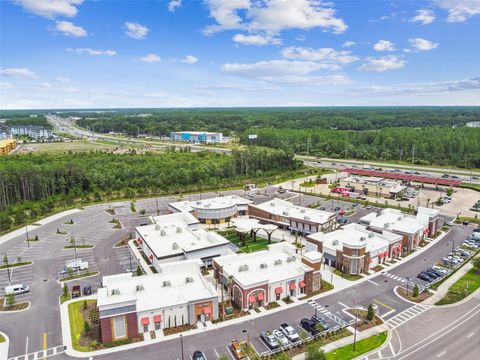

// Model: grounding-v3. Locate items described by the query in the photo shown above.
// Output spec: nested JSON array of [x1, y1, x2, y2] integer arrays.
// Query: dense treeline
[[0, 148, 300, 232], [72, 107, 480, 136], [240, 127, 480, 168], [4, 116, 52, 129]]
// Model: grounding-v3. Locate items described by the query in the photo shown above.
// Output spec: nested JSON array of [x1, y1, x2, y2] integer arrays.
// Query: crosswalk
[[382, 271, 426, 292], [386, 303, 430, 329], [382, 271, 406, 283], [307, 299, 352, 327], [8, 345, 65, 360]]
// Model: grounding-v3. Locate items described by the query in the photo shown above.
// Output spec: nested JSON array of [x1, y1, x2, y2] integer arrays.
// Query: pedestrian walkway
[[386, 303, 430, 329], [307, 299, 351, 327], [8, 345, 65, 360]]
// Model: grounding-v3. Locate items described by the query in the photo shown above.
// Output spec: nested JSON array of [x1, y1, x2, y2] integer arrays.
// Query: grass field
[[17, 141, 120, 154], [436, 266, 480, 305], [326, 332, 387, 360], [218, 229, 271, 253], [0, 333, 5, 342], [68, 300, 96, 351]]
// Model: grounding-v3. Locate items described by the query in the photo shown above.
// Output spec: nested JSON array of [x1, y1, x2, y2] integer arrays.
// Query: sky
[[0, 0, 479, 109]]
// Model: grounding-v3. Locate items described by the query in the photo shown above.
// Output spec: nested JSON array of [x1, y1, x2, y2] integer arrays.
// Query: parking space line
[[367, 279, 379, 285]]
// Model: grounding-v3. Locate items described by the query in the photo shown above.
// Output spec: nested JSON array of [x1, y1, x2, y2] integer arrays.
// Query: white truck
[[61, 259, 89, 274]]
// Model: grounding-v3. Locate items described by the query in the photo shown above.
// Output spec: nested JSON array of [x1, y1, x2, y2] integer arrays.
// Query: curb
[[0, 331, 9, 360]]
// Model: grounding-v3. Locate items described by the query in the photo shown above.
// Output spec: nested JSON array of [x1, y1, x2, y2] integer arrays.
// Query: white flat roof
[[98, 260, 217, 312], [151, 211, 199, 226], [214, 242, 312, 288], [138, 213, 229, 258], [308, 223, 399, 253], [366, 208, 427, 234], [302, 250, 323, 262], [251, 198, 335, 225], [169, 195, 251, 212]]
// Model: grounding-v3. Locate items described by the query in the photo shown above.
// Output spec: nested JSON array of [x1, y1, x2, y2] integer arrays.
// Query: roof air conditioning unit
[[384, 223, 390, 229], [160, 230, 166, 236], [283, 211, 289, 216], [304, 216, 310, 220], [111, 289, 120, 296], [238, 264, 249, 272], [287, 256, 296, 263], [260, 263, 268, 269], [398, 216, 403, 221], [270, 202, 275, 207], [360, 236, 366, 241], [155, 224, 160, 231], [162, 281, 171, 287], [368, 232, 374, 238], [274, 259, 282, 265], [176, 227, 182, 233], [172, 242, 179, 250], [300, 209, 306, 213], [136, 285, 144, 292], [185, 277, 194, 283], [333, 240, 339, 246]]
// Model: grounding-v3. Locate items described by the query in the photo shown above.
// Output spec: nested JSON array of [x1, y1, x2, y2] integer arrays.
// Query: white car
[[273, 329, 289, 347], [5, 284, 29, 295], [431, 265, 448, 275]]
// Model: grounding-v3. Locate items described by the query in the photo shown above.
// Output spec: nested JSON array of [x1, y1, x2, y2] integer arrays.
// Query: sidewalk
[[0, 208, 82, 247], [0, 331, 8, 360], [422, 260, 474, 305], [292, 324, 390, 360]]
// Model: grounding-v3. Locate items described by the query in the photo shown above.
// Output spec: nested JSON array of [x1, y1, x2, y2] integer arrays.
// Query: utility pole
[[2, 253, 11, 283], [406, 277, 410, 296], [25, 225, 30, 248], [180, 334, 185, 360], [450, 240, 455, 269], [155, 197, 159, 216], [353, 299, 358, 351]]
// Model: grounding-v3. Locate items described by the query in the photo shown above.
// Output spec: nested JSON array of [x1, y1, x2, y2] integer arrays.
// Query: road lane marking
[[437, 351, 446, 357], [367, 279, 379, 285], [467, 331, 474, 338], [373, 298, 395, 311], [25, 336, 29, 355], [43, 332, 47, 360], [338, 302, 348, 308]]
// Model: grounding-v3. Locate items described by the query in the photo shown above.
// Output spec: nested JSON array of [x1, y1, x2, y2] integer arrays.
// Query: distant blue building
[[170, 131, 223, 144], [10, 125, 53, 139]]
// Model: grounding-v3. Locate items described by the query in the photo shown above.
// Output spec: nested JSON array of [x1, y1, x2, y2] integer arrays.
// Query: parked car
[[353, 203, 360, 207], [473, 227, 480, 233], [427, 267, 446, 277], [320, 206, 326, 210], [261, 331, 280, 349], [272, 329, 289, 347], [277, 188, 287, 194], [366, 205, 373, 210], [83, 285, 92, 296], [463, 221, 470, 225], [431, 265, 448, 275], [424, 269, 441, 279], [280, 323, 300, 342], [230, 340, 246, 360], [72, 285, 81, 298], [300, 318, 320, 336], [5, 284, 29, 295], [337, 218, 348, 224], [311, 315, 330, 330], [192, 351, 207, 360], [334, 206, 341, 211], [417, 272, 434, 282]]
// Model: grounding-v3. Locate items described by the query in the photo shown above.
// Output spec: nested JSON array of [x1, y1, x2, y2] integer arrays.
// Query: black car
[[424, 270, 440, 279], [300, 318, 320, 336], [83, 285, 92, 296], [417, 272, 434, 282], [473, 227, 480, 233], [427, 268, 444, 277], [334, 206, 341, 211], [311, 315, 330, 330], [192, 351, 207, 360]]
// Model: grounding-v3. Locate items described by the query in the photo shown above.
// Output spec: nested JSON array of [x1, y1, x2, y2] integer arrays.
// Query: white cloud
[[0, 67, 39, 79], [125, 22, 149, 39], [0, 82, 15, 90], [14, 0, 83, 18], [342, 41, 355, 48], [408, 38, 438, 51], [66, 48, 116, 56], [410, 9, 435, 24], [359, 55, 405, 72], [281, 46, 358, 66], [233, 33, 281, 46], [54, 21, 87, 37], [434, 0, 480, 22], [204, 0, 347, 35], [373, 40, 395, 52], [180, 55, 198, 64], [140, 54, 162, 63], [55, 76, 71, 83], [167, 0, 182, 12]]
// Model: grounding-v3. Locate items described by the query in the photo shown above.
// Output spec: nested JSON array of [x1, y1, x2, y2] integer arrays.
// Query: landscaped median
[[326, 332, 387, 360], [0, 261, 32, 269], [59, 271, 100, 283], [435, 261, 480, 305]]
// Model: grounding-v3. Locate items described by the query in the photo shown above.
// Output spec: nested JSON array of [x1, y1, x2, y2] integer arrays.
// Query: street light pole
[[26, 225, 30, 248], [180, 334, 185, 360], [353, 299, 358, 351], [406, 277, 410, 296], [450, 240, 455, 269]]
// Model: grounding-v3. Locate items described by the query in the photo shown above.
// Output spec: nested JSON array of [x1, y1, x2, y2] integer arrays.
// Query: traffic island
[[396, 286, 432, 303], [63, 245, 95, 250], [326, 331, 387, 360], [345, 308, 384, 331], [435, 266, 480, 305], [59, 271, 100, 283], [0, 261, 33, 270], [0, 297, 30, 312]]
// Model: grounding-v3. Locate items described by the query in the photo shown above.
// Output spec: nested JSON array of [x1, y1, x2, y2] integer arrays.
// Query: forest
[[72, 107, 480, 135], [3, 116, 52, 129], [0, 148, 301, 233], [240, 127, 480, 168]]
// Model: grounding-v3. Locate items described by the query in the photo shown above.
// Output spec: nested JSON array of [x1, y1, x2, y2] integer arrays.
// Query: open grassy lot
[[17, 141, 120, 154], [326, 332, 387, 360], [68, 300, 97, 351], [436, 266, 480, 305]]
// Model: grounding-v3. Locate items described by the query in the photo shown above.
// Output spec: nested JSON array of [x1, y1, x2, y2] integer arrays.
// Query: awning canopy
[[289, 283, 296, 290], [299, 280, 306, 288], [378, 252, 384, 258], [137, 238, 142, 244], [153, 315, 161, 323], [257, 292, 264, 301], [149, 254, 153, 260], [248, 296, 256, 304], [141, 317, 150, 325], [203, 307, 212, 315], [275, 287, 283, 295], [383, 251, 388, 258]]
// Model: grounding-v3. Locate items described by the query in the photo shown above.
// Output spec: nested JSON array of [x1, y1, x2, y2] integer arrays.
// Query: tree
[[83, 321, 91, 337], [275, 353, 292, 360], [367, 303, 375, 321], [83, 300, 87, 310], [413, 283, 419, 298], [305, 344, 326, 360], [136, 265, 143, 276], [17, 256, 22, 263], [6, 293, 15, 307], [471, 257, 480, 273], [228, 275, 234, 308], [217, 355, 229, 360], [63, 283, 69, 298]]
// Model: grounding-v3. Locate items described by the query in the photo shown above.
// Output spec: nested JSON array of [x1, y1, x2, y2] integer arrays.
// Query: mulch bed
[[397, 287, 432, 303], [346, 309, 383, 331], [0, 298, 29, 311], [212, 302, 249, 323], [265, 301, 280, 310], [163, 324, 197, 336]]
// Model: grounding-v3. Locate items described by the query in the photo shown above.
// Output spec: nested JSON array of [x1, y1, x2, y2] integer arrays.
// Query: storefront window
[[113, 315, 126, 339]]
